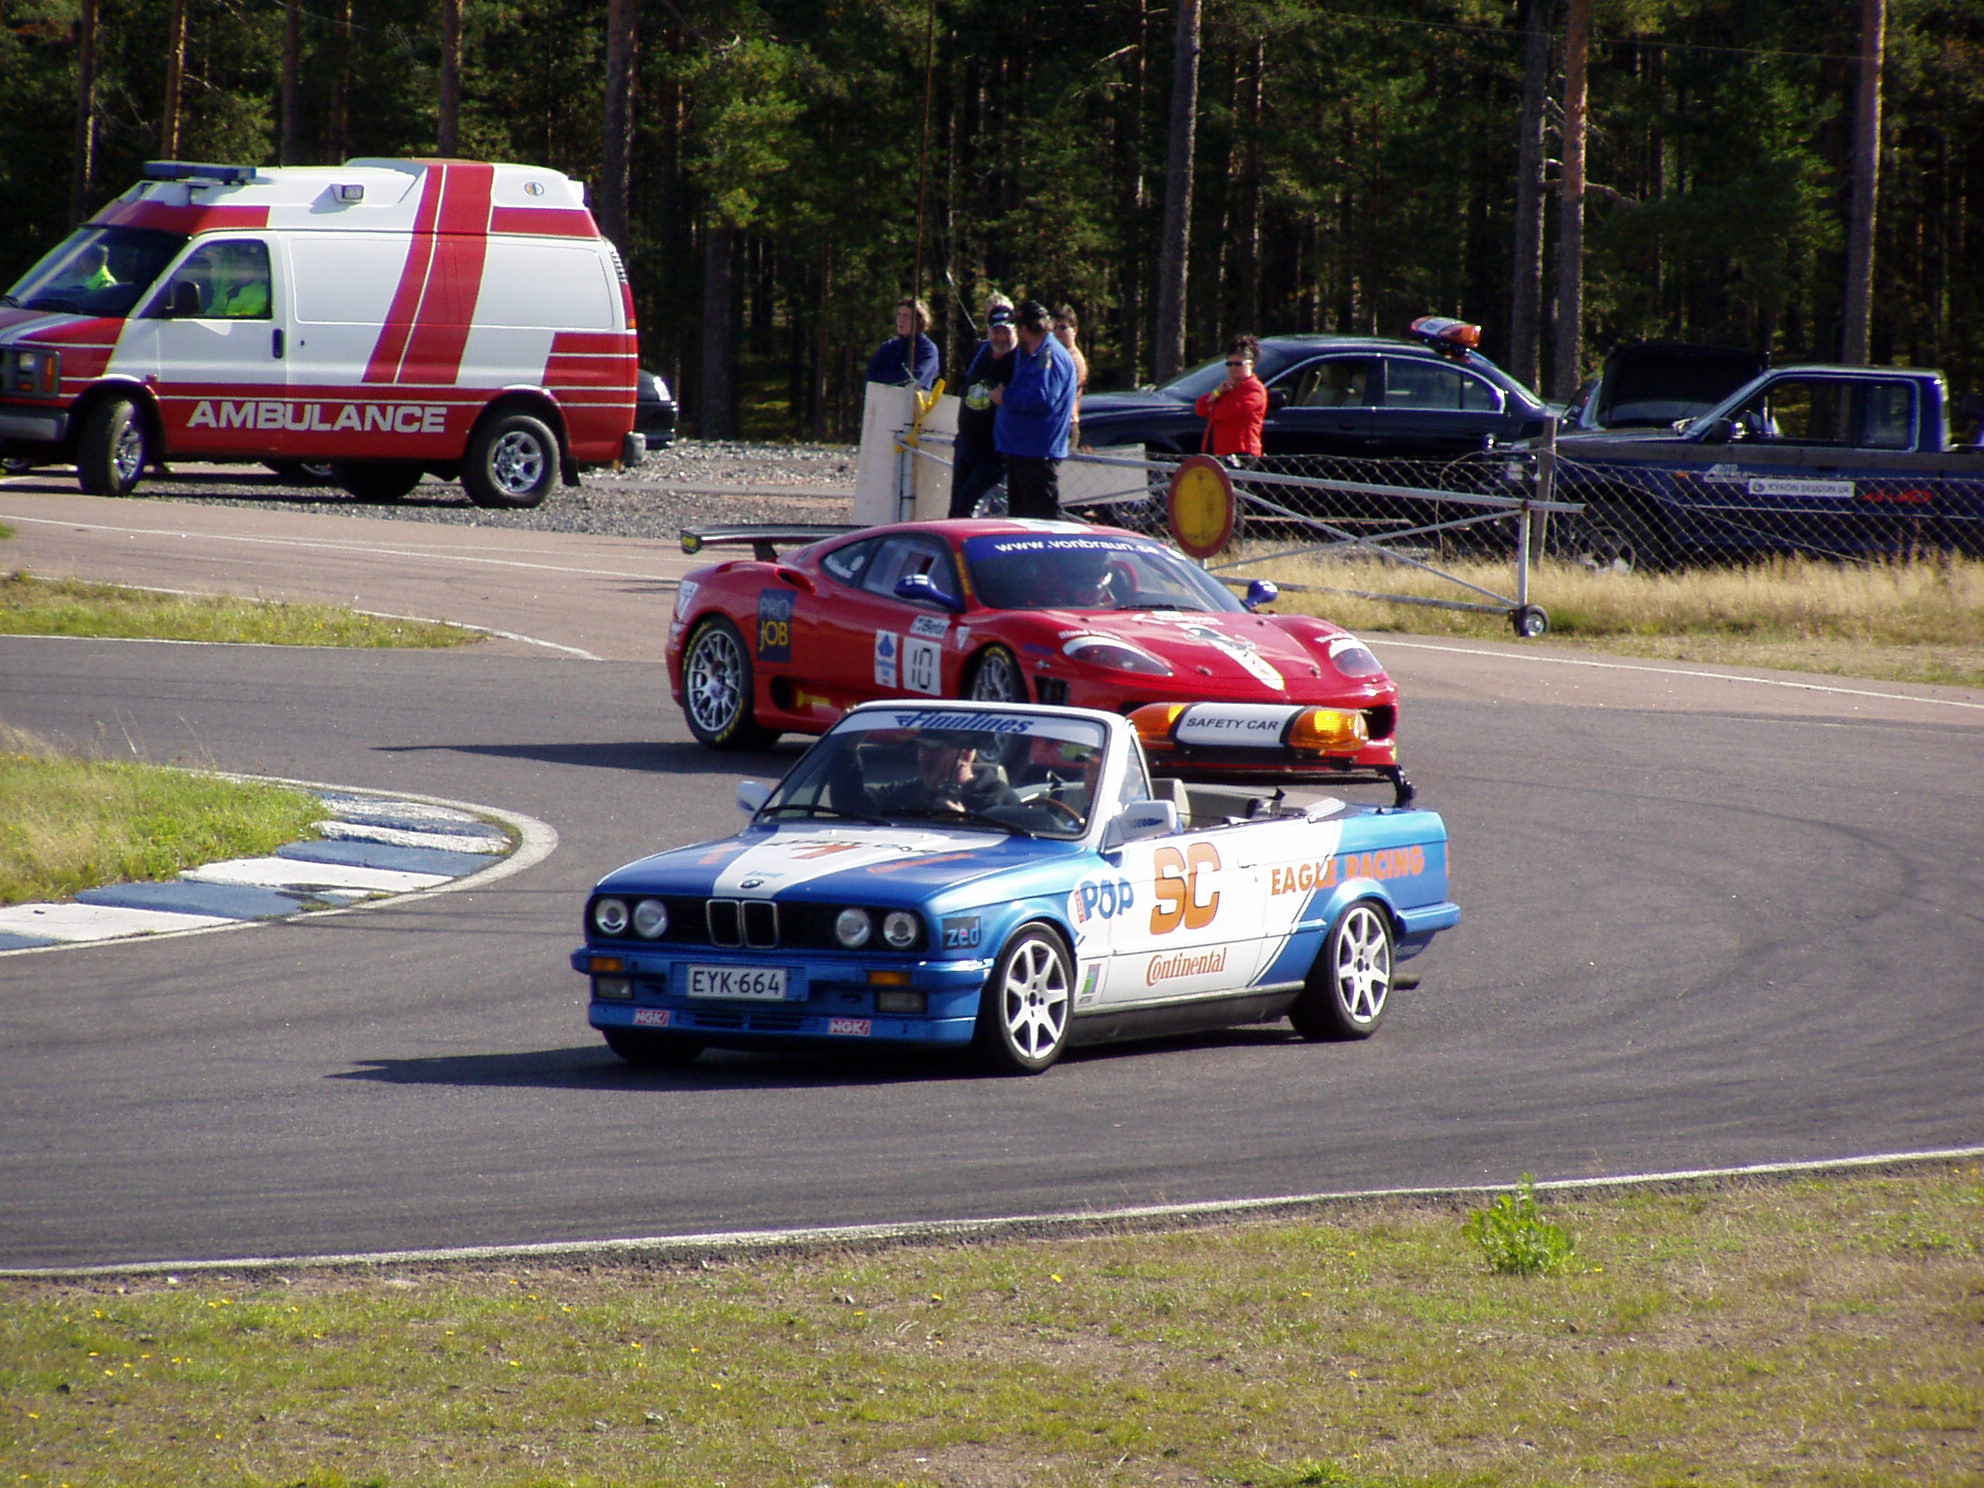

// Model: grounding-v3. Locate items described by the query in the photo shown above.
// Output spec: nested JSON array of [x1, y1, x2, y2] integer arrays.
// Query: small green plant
[[1464, 1173, 1576, 1276]]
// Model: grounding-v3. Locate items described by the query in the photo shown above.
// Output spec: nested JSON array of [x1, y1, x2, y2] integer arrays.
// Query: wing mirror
[[735, 780, 771, 816], [1242, 578, 1279, 612], [894, 572, 964, 612], [1102, 798, 1178, 850]]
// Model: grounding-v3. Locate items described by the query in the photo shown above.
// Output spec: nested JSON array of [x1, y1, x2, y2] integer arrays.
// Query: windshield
[[963, 532, 1243, 613], [4, 227, 188, 318], [759, 709, 1111, 840]]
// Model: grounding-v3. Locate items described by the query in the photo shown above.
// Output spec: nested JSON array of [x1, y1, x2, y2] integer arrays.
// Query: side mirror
[[735, 780, 771, 816], [1266, 387, 1289, 410], [169, 280, 203, 318], [1699, 417, 1738, 445], [1102, 798, 1178, 850], [1242, 578, 1279, 612], [894, 572, 964, 612]]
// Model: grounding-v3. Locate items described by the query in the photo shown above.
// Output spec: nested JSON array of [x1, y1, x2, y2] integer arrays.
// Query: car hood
[[594, 822, 1082, 904], [1045, 609, 1393, 698], [1079, 388, 1191, 421]]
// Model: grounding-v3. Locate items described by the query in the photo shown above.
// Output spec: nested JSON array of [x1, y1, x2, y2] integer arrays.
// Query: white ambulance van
[[0, 158, 643, 507]]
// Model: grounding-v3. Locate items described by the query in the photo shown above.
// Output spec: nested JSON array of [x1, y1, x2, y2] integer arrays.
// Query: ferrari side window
[[861, 536, 958, 603], [820, 536, 880, 587]]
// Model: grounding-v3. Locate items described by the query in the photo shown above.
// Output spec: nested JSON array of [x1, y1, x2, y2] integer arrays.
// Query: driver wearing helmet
[[867, 731, 1018, 817]]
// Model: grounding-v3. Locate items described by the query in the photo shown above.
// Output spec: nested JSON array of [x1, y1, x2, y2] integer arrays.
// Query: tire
[[265, 460, 336, 485], [965, 644, 1027, 703], [974, 925, 1074, 1074], [463, 411, 558, 509], [1290, 900, 1395, 1041], [1510, 604, 1549, 638], [602, 1027, 703, 1067], [76, 397, 148, 496], [681, 617, 779, 751], [334, 461, 425, 503], [1567, 501, 1665, 574]]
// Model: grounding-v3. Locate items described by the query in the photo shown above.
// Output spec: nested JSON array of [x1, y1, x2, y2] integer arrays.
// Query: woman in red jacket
[[1194, 333, 1268, 458]]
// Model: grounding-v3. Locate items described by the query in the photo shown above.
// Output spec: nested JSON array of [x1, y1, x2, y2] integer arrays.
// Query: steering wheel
[[1031, 793, 1085, 827]]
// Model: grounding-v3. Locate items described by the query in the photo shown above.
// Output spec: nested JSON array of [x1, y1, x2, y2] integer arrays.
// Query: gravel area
[[115, 440, 861, 542]]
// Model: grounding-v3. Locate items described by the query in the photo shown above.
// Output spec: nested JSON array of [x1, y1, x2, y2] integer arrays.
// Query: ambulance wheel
[[1291, 900, 1394, 1042], [464, 412, 557, 509], [681, 617, 779, 751], [77, 397, 149, 497], [334, 462, 424, 502]]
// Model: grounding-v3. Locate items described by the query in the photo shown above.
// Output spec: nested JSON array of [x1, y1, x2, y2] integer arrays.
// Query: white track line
[[8, 1145, 1978, 1277], [1376, 636, 1984, 712]]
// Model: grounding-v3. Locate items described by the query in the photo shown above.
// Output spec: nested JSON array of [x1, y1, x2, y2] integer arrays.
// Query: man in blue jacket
[[992, 300, 1077, 518]]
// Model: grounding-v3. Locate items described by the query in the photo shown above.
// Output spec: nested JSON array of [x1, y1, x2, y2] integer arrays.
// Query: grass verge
[[2, 1166, 1978, 1486], [0, 570, 480, 648], [1241, 551, 1984, 690], [0, 726, 322, 905]]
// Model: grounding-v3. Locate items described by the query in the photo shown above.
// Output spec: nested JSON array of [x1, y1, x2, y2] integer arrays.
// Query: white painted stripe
[[317, 820, 507, 852], [182, 858, 450, 893], [1375, 636, 1984, 712], [10, 1145, 1979, 1277], [0, 902, 236, 942]]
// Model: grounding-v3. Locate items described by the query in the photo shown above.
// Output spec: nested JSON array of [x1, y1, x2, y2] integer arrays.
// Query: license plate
[[686, 964, 788, 1001]]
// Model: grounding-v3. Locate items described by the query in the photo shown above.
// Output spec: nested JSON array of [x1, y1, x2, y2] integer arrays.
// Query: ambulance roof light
[[142, 161, 257, 187], [334, 183, 365, 203]]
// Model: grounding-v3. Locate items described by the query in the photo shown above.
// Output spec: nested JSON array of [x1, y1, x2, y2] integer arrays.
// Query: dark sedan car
[[1078, 319, 1556, 461], [636, 368, 677, 447]]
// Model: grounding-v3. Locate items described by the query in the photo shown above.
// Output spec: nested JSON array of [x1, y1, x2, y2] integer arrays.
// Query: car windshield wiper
[[1119, 600, 1192, 611], [760, 802, 892, 826], [0, 294, 18, 308]]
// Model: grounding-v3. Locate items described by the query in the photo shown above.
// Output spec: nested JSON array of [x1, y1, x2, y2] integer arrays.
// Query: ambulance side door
[[128, 236, 291, 457]]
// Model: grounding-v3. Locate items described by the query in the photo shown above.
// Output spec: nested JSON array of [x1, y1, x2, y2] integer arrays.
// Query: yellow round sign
[[1168, 455, 1235, 558]]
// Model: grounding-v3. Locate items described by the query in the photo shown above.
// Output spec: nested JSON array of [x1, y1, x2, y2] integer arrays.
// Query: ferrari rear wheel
[[975, 925, 1074, 1075], [965, 644, 1027, 703], [1291, 900, 1394, 1041], [603, 1027, 704, 1066], [682, 617, 779, 750]]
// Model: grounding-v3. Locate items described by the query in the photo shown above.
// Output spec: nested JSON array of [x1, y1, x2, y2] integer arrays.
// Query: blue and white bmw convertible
[[573, 700, 1459, 1074]]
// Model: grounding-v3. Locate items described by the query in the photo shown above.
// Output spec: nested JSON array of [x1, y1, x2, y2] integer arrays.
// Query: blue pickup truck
[[1548, 364, 1984, 569]]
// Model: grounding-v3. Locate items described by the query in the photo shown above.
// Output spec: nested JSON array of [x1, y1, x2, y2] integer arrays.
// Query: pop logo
[[1071, 876, 1135, 925]]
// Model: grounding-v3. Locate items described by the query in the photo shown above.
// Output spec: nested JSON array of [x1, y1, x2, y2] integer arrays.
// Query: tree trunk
[[1152, 0, 1201, 383], [1841, 0, 1885, 364], [1551, 0, 1590, 402], [329, 0, 353, 162], [438, 0, 462, 156], [1510, 0, 1551, 392], [700, 224, 738, 440], [281, 0, 302, 164], [599, 0, 638, 250], [160, 0, 188, 160], [69, 0, 99, 224]]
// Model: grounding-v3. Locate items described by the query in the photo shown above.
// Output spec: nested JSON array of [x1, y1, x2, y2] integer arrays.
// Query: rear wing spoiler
[[680, 524, 863, 561]]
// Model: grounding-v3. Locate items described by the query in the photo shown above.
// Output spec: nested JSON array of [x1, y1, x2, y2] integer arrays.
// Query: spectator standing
[[1052, 304, 1089, 451], [948, 300, 1019, 517], [992, 300, 1078, 519], [866, 297, 941, 390], [1195, 333, 1267, 458]]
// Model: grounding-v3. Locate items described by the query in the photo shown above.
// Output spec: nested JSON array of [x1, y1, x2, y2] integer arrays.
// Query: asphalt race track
[[2, 491, 1981, 1272]]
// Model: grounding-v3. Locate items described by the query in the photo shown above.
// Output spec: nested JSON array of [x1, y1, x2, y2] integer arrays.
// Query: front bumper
[[574, 943, 990, 1049], [0, 405, 68, 444]]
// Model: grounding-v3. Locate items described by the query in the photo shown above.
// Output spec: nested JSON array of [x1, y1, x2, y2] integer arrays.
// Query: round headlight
[[834, 907, 873, 948], [881, 911, 919, 949], [632, 898, 669, 938], [592, 897, 629, 936]]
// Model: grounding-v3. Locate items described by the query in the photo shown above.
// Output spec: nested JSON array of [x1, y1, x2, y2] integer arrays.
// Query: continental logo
[[1270, 845, 1424, 895], [186, 400, 450, 434], [1146, 946, 1227, 985]]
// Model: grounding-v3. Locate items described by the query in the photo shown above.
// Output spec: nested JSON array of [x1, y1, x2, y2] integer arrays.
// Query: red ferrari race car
[[668, 519, 1407, 793]]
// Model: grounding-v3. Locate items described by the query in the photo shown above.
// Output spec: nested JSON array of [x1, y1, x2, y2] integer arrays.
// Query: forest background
[[2, 0, 1980, 445]]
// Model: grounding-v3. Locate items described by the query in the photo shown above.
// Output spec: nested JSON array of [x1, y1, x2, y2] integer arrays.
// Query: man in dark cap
[[991, 299, 1078, 519], [948, 299, 1019, 517]]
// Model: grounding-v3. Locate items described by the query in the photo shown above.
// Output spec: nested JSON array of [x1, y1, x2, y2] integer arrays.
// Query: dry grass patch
[[0, 724, 322, 904], [0, 569, 479, 648], [1237, 550, 1984, 689], [2, 1167, 1978, 1486]]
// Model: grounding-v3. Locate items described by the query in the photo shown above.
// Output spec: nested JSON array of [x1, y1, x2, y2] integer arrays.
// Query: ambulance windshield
[[4, 227, 187, 319]]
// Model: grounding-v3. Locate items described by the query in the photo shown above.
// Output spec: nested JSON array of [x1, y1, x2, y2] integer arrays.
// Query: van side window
[[162, 240, 272, 320]]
